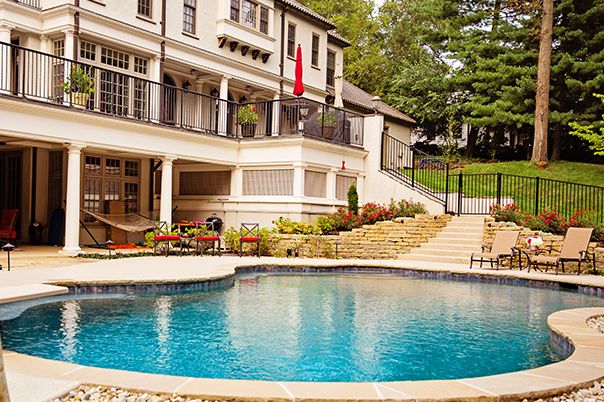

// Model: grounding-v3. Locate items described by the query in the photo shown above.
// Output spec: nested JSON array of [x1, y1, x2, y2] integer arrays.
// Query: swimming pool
[[0, 273, 602, 382]]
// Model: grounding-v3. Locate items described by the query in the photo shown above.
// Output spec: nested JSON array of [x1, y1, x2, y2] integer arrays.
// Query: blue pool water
[[0, 274, 602, 382]]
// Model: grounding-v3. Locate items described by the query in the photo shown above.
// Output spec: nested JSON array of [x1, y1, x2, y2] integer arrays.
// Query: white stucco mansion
[[0, 0, 436, 255]]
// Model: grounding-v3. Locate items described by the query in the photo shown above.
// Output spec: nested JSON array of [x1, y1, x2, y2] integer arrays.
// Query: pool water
[[0, 274, 602, 382]]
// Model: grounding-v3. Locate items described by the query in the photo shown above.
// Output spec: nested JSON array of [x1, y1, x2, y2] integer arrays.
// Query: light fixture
[[183, 81, 192, 90], [1, 243, 15, 271], [210, 88, 219, 98], [371, 96, 381, 114], [299, 102, 310, 119]]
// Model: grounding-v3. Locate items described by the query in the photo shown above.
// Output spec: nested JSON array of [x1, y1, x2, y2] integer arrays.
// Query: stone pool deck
[[0, 253, 603, 401]]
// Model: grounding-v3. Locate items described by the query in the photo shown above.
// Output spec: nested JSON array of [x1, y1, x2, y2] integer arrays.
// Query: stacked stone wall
[[271, 214, 451, 260]]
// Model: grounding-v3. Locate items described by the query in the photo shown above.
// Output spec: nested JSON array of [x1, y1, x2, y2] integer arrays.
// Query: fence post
[[444, 163, 449, 213], [457, 172, 463, 216], [380, 134, 385, 170], [535, 176, 540, 216], [411, 149, 415, 188], [496, 172, 502, 205]]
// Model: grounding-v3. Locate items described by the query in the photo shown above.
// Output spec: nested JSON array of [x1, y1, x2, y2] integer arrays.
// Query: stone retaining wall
[[482, 217, 602, 272], [271, 214, 451, 260]]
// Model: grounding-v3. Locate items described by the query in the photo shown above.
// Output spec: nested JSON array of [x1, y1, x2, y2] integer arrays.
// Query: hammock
[[80, 209, 155, 232]]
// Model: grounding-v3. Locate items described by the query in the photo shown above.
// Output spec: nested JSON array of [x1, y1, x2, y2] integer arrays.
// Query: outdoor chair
[[194, 221, 221, 256], [153, 221, 182, 257], [239, 223, 261, 257], [0, 209, 19, 246], [470, 230, 520, 270], [524, 227, 595, 275]]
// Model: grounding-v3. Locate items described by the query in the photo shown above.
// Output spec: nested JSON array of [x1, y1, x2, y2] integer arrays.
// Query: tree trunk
[[464, 126, 478, 158], [551, 123, 562, 161], [531, 0, 554, 164], [0, 336, 10, 402]]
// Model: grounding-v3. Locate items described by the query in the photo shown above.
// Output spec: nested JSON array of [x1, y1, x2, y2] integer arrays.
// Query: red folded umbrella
[[293, 44, 305, 97]]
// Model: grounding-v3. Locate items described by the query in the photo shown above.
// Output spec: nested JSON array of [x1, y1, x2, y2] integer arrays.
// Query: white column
[[60, 143, 85, 256], [327, 168, 338, 200], [218, 75, 230, 135], [271, 92, 280, 136], [159, 156, 176, 228], [357, 174, 366, 205], [151, 54, 162, 83], [293, 163, 305, 198], [230, 165, 243, 197], [0, 25, 14, 94], [39, 35, 49, 54], [63, 29, 76, 60]]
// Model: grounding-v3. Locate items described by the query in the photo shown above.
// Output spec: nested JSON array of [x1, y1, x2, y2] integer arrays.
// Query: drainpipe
[[160, 0, 166, 83], [279, 6, 288, 96], [73, 0, 80, 61]]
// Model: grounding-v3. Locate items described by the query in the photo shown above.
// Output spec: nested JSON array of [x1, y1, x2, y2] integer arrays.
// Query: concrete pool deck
[[0, 253, 603, 401]]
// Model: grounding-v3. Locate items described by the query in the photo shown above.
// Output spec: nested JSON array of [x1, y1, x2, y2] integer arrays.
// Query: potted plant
[[237, 104, 260, 137], [60, 66, 95, 109], [317, 111, 337, 139]]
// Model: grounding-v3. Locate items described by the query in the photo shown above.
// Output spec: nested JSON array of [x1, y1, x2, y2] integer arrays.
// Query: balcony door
[[0, 150, 22, 237], [163, 74, 177, 124]]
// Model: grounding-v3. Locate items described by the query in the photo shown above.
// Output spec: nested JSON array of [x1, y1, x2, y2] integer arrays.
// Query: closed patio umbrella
[[293, 44, 304, 97]]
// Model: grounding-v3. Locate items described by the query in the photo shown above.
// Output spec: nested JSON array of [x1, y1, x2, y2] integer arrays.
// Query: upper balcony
[[0, 42, 364, 147], [216, 0, 276, 62], [11, 0, 41, 9]]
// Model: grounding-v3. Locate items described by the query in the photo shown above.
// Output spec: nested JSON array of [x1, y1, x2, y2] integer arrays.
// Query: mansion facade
[[0, 0, 437, 255]]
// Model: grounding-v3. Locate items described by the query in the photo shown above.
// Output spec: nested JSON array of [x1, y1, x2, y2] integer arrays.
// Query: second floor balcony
[[0, 42, 364, 147]]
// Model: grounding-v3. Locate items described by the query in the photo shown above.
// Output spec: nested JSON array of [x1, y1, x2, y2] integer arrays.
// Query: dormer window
[[230, 0, 270, 35]]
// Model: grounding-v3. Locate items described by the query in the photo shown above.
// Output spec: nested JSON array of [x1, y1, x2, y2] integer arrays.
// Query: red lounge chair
[[194, 220, 221, 256], [239, 223, 261, 257], [0, 209, 19, 245], [153, 221, 181, 257]]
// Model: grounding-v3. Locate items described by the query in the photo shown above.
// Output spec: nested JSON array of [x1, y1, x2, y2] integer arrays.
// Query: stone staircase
[[397, 215, 486, 265]]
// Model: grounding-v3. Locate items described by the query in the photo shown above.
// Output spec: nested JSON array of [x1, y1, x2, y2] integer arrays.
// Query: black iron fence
[[446, 173, 604, 223], [381, 134, 448, 203], [0, 42, 364, 146], [381, 134, 604, 223]]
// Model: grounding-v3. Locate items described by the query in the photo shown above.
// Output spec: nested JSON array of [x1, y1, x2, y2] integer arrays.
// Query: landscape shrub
[[389, 199, 428, 218], [273, 217, 322, 235], [222, 226, 273, 256], [489, 204, 526, 225], [347, 184, 359, 215], [359, 202, 393, 225]]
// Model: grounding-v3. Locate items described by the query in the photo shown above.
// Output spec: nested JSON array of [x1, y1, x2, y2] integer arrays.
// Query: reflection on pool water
[[0, 274, 602, 382]]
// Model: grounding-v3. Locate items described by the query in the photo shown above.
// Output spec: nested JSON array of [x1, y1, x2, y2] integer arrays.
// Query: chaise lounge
[[470, 230, 520, 270], [524, 227, 595, 275]]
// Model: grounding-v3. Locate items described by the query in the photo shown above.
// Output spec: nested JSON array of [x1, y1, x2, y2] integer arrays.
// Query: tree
[[347, 183, 359, 215], [531, 0, 554, 164], [570, 95, 604, 156]]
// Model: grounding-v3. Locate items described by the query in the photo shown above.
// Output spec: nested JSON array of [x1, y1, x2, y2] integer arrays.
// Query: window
[[179, 171, 231, 195], [326, 50, 336, 87], [80, 41, 96, 61], [133, 79, 148, 120], [138, 0, 152, 17], [183, 0, 196, 33], [134, 56, 148, 75], [101, 47, 129, 70], [311, 34, 320, 67], [99, 71, 129, 116], [287, 23, 296, 58], [52, 40, 65, 101], [304, 170, 326, 198], [83, 155, 141, 221], [336, 175, 356, 201], [241, 0, 257, 28], [230, 0, 240, 21], [243, 169, 294, 196], [259, 6, 269, 34], [53, 40, 65, 57]]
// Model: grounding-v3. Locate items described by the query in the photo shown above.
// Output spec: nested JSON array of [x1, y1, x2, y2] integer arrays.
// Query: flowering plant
[[526, 236, 544, 250], [237, 104, 259, 125], [60, 66, 95, 94]]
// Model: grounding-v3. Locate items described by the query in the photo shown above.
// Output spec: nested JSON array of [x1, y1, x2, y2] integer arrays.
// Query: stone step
[[398, 253, 470, 265], [411, 248, 477, 258], [417, 243, 482, 252], [440, 227, 483, 234], [434, 233, 483, 241]]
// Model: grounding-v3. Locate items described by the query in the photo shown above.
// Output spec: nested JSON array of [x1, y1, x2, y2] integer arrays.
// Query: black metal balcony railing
[[0, 42, 364, 147], [13, 0, 41, 9]]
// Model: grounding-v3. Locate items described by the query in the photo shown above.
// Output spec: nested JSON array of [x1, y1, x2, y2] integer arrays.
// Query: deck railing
[[13, 0, 41, 9], [0, 42, 364, 146]]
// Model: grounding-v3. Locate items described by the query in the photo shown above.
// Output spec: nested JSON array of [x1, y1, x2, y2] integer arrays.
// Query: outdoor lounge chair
[[0, 209, 19, 245], [470, 230, 520, 270], [239, 223, 261, 257], [524, 227, 595, 275], [153, 221, 182, 257], [194, 221, 221, 256]]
